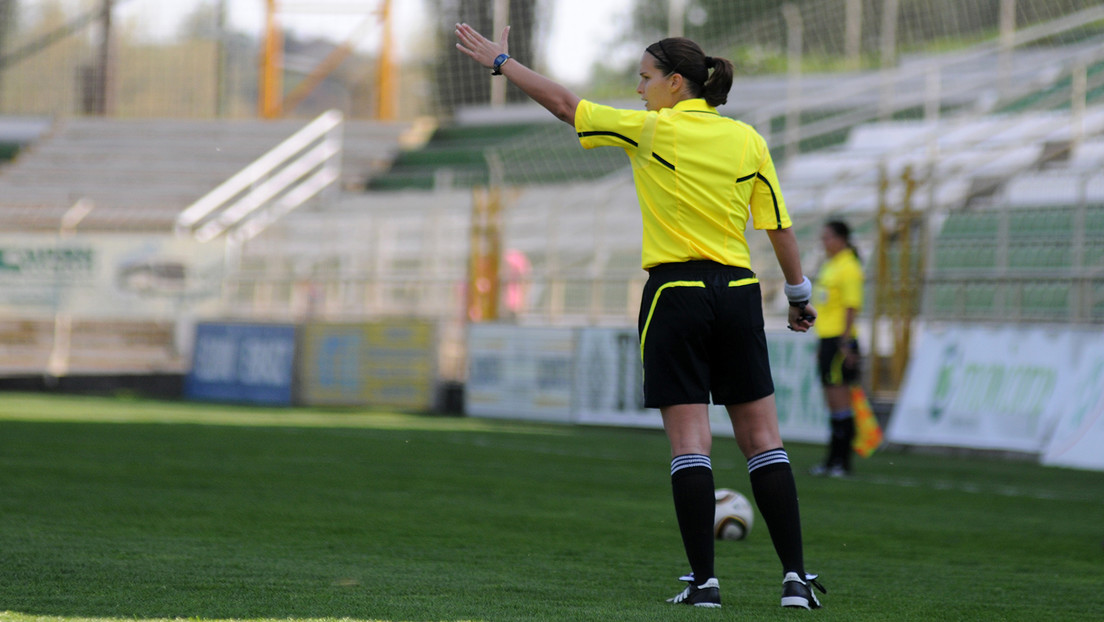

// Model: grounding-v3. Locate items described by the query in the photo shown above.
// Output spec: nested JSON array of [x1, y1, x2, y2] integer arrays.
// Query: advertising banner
[[569, 328, 826, 441], [466, 324, 575, 422], [1041, 334, 1104, 470], [185, 322, 297, 405], [0, 234, 221, 318], [298, 320, 436, 410], [572, 327, 655, 428], [887, 324, 1070, 452], [764, 332, 829, 443]]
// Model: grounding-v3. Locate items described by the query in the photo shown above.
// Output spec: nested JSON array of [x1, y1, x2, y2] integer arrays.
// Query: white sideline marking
[[860, 474, 1093, 502]]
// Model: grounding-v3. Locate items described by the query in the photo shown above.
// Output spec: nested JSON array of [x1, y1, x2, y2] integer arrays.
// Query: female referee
[[809, 220, 864, 478], [455, 24, 825, 610]]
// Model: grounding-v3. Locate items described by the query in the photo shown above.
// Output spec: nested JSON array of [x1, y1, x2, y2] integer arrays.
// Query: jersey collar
[[670, 98, 719, 115]]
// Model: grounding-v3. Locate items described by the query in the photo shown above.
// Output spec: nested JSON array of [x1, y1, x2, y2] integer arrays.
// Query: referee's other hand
[[787, 303, 817, 333]]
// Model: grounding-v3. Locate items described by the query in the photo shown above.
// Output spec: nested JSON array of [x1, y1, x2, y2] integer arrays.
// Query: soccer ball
[[714, 488, 754, 541]]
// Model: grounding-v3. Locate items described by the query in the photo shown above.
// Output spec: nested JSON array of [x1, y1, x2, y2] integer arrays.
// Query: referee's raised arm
[[454, 23, 580, 125]]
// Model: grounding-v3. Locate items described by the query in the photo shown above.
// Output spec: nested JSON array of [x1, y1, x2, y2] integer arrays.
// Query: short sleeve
[[748, 136, 792, 230], [575, 99, 647, 152], [840, 260, 864, 309]]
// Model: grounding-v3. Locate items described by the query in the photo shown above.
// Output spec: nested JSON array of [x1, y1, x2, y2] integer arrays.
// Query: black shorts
[[817, 337, 861, 386], [637, 261, 774, 408]]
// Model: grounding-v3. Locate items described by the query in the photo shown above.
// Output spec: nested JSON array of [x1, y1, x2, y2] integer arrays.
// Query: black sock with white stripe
[[747, 448, 805, 576], [671, 453, 715, 583]]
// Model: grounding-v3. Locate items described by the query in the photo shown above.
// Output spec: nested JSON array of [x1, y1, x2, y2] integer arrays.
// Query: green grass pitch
[[1, 392, 1102, 622]]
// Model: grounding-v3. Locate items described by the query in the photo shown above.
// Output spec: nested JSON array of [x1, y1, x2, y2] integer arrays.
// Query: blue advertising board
[[185, 322, 297, 405]]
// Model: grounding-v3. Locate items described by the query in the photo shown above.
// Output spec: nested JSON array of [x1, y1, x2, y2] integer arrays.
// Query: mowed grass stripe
[[1, 393, 1103, 622]]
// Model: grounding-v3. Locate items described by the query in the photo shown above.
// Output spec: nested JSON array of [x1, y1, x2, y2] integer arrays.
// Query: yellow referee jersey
[[574, 98, 791, 270], [812, 248, 863, 339]]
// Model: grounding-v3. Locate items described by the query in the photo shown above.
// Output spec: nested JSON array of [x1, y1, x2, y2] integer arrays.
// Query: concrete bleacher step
[[0, 114, 415, 230]]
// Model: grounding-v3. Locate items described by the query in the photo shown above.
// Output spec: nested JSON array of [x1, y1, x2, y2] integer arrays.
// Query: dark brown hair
[[645, 37, 734, 107], [825, 219, 861, 262]]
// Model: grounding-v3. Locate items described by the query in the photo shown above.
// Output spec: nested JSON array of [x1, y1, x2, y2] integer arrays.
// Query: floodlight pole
[[782, 3, 803, 160], [878, 0, 898, 120], [215, 0, 227, 117], [844, 0, 862, 70], [668, 0, 686, 37], [490, 0, 509, 108], [999, 0, 1016, 98], [94, 0, 114, 116]]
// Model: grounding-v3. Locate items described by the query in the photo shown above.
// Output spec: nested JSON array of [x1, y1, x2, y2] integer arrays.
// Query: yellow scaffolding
[[870, 165, 926, 398], [257, 0, 396, 120]]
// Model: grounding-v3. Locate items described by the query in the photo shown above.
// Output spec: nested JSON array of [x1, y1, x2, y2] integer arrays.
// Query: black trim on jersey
[[735, 172, 784, 229], [755, 172, 783, 228], [578, 131, 675, 171], [577, 130, 637, 147]]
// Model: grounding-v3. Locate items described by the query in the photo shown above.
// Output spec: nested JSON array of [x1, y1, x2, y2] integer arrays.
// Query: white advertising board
[[763, 332, 829, 443], [888, 324, 1073, 453], [1041, 334, 1104, 471], [572, 327, 657, 428], [466, 324, 576, 422], [569, 328, 826, 442], [0, 234, 221, 318]]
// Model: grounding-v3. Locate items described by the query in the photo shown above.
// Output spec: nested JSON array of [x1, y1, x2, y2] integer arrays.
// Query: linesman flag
[[851, 386, 883, 458]]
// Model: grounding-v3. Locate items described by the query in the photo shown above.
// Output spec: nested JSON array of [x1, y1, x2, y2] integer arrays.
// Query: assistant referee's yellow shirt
[[812, 248, 863, 339], [574, 98, 791, 270]]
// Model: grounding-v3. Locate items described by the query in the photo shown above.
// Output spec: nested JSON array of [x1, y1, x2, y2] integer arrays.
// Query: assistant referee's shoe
[[667, 577, 721, 608], [781, 572, 826, 609]]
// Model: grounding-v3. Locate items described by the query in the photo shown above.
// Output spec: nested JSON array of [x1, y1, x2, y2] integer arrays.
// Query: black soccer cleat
[[781, 572, 826, 609], [667, 577, 722, 608]]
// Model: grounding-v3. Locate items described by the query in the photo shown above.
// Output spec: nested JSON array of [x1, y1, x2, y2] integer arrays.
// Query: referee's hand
[[455, 23, 509, 69], [787, 302, 817, 333]]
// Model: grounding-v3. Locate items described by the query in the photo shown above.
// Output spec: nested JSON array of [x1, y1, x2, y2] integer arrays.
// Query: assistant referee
[[455, 24, 824, 610]]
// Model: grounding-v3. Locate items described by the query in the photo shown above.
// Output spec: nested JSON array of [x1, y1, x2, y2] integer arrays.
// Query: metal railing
[[175, 109, 344, 243]]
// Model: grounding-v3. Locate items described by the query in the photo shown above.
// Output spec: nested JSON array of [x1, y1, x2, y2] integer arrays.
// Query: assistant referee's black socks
[[829, 414, 856, 471], [747, 448, 806, 577], [670, 453, 715, 583]]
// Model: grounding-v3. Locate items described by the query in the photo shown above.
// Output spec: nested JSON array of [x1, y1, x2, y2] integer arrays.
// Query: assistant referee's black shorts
[[817, 336, 861, 386], [637, 260, 774, 408]]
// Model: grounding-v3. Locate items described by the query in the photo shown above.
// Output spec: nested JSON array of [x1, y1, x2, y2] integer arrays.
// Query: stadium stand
[[0, 114, 418, 375], [0, 116, 417, 231], [4, 5, 1104, 384]]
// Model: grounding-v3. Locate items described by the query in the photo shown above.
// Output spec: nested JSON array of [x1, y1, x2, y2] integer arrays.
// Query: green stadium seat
[[1083, 242, 1104, 267], [1085, 206, 1104, 237], [1008, 243, 1073, 271], [1093, 283, 1104, 320], [1008, 207, 1074, 238], [928, 283, 959, 316], [940, 211, 999, 240], [1020, 282, 1070, 319], [964, 283, 999, 318]]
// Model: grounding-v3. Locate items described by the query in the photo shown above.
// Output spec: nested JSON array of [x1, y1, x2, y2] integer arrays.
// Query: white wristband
[[784, 276, 812, 303]]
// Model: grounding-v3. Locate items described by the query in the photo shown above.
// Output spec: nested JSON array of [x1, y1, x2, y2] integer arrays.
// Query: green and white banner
[[0, 234, 222, 318], [469, 324, 827, 442], [1040, 341, 1104, 471], [888, 324, 1102, 457]]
